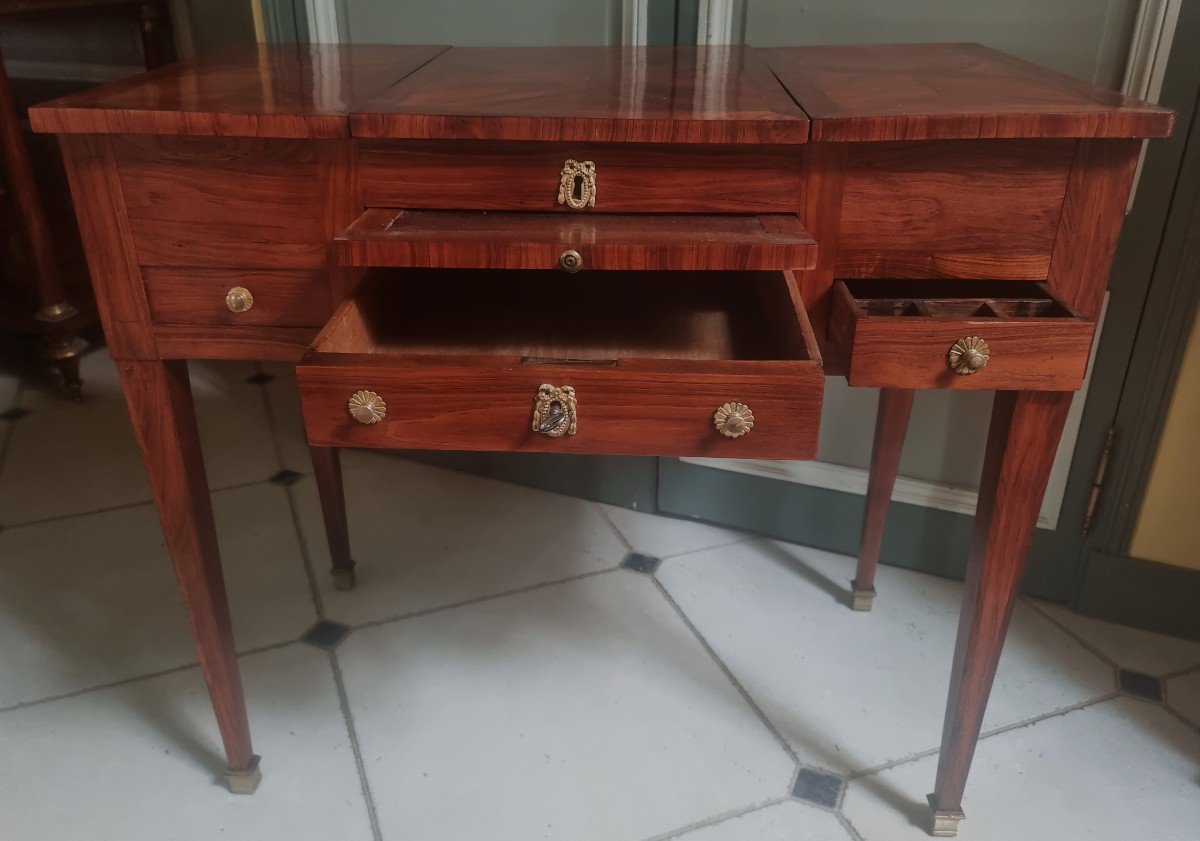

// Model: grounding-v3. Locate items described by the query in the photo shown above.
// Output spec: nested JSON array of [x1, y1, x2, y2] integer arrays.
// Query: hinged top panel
[[762, 42, 1175, 142], [29, 44, 449, 138], [350, 46, 810, 144]]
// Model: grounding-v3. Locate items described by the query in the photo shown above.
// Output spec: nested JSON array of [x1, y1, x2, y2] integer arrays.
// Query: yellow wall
[[1131, 307, 1200, 569]]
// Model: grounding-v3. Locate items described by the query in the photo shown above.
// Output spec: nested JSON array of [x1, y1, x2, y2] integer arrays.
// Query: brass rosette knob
[[714, 402, 754, 438], [225, 286, 254, 313], [532, 384, 577, 437], [947, 337, 990, 375], [347, 390, 386, 425]]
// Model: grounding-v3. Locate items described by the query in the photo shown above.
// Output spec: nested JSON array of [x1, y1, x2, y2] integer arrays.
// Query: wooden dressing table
[[29, 43, 1172, 836]]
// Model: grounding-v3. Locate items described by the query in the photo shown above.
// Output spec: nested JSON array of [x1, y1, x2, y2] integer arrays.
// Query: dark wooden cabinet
[[30, 42, 1173, 836]]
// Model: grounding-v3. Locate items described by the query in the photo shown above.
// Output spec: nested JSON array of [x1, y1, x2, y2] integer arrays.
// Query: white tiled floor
[[1, 351, 1198, 841]]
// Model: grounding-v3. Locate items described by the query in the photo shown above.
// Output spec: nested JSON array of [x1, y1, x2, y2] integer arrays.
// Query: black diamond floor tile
[[791, 765, 844, 809], [269, 469, 303, 486], [1118, 668, 1164, 701], [1, 407, 30, 421], [620, 552, 662, 574], [246, 372, 276, 385], [301, 620, 352, 651]]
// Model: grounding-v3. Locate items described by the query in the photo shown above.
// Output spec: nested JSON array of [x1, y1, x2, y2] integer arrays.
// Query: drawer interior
[[312, 268, 816, 364], [838, 279, 1078, 320]]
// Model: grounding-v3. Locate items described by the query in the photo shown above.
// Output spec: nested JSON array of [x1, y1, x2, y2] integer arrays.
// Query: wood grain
[[153, 324, 315, 361], [143, 267, 334, 327], [115, 359, 256, 774], [837, 140, 1074, 280], [57, 134, 156, 359], [298, 268, 822, 459], [1045, 139, 1142, 319], [309, 446, 354, 580], [336, 209, 817, 271], [359, 140, 804, 213], [29, 43, 448, 138], [854, 388, 915, 598], [116, 136, 333, 270], [352, 46, 808, 144], [934, 389, 1075, 816], [829, 280, 1094, 391], [796, 141, 848, 362], [762, 43, 1174, 142]]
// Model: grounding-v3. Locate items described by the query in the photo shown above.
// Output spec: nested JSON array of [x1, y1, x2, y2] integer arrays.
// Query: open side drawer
[[828, 280, 1095, 391], [297, 268, 824, 459], [335, 209, 818, 272]]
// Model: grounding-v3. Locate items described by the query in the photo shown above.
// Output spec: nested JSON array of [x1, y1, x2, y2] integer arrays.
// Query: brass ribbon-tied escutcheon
[[557, 159, 596, 210], [532, 384, 577, 437], [947, 336, 990, 375]]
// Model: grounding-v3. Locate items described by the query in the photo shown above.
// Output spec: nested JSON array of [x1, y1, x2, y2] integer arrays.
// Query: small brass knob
[[714, 402, 754, 438], [347, 390, 386, 425], [948, 337, 990, 375], [225, 286, 254, 313], [559, 249, 583, 273]]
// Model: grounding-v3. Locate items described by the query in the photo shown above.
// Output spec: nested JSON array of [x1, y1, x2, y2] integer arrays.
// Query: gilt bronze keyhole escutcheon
[[557, 160, 596, 210], [532, 384, 577, 437]]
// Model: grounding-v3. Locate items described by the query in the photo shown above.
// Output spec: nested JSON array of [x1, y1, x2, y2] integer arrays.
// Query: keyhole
[[571, 174, 585, 204]]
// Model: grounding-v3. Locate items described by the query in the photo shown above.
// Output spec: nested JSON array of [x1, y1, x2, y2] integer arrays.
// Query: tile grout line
[[0, 475, 279, 532], [327, 650, 385, 841], [1162, 661, 1200, 680], [639, 796, 790, 841], [648, 574, 800, 765], [1020, 595, 1121, 671], [350, 566, 621, 632], [845, 692, 1121, 780], [595, 503, 633, 552], [254, 368, 328, 622], [1161, 701, 1200, 736], [0, 637, 303, 716], [835, 810, 867, 841]]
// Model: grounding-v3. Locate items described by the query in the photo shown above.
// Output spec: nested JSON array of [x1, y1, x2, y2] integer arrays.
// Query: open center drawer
[[828, 280, 1095, 390], [297, 268, 823, 458], [336, 209, 818, 272]]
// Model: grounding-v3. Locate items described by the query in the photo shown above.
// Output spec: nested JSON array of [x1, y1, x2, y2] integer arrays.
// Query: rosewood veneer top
[[30, 42, 1173, 142], [762, 42, 1175, 141]]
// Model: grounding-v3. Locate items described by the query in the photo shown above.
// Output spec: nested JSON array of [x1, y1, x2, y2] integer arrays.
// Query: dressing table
[[29, 43, 1172, 836]]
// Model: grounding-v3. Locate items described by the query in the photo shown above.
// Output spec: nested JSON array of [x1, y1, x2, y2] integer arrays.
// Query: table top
[[29, 43, 1174, 142]]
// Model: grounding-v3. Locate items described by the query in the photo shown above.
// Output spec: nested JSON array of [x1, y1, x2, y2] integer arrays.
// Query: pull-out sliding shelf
[[828, 280, 1094, 390], [297, 268, 823, 459], [336, 209, 818, 272]]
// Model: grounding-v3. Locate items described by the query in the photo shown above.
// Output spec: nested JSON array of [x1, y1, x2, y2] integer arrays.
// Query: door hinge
[[1081, 426, 1116, 538]]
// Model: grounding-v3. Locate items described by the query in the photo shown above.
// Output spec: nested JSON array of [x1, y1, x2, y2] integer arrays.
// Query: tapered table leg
[[309, 445, 356, 589], [928, 390, 1073, 836], [852, 388, 915, 610], [116, 360, 260, 793]]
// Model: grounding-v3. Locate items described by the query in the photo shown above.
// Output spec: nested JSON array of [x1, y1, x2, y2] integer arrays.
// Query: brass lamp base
[[224, 755, 262, 794], [331, 562, 357, 590], [927, 794, 965, 837], [850, 580, 876, 611]]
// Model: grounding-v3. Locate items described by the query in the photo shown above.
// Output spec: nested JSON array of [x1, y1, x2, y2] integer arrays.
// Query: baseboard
[[1075, 550, 1200, 641], [680, 457, 1059, 529]]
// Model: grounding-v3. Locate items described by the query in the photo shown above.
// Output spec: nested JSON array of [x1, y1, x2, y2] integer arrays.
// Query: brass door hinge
[[1081, 426, 1116, 538]]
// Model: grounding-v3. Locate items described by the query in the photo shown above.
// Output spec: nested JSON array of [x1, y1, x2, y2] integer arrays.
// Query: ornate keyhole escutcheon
[[532, 384, 577, 437], [557, 159, 596, 210]]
